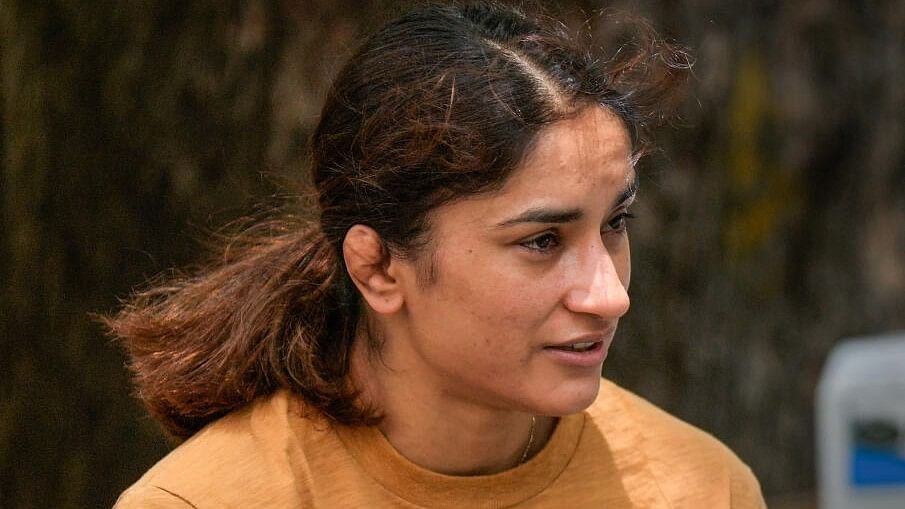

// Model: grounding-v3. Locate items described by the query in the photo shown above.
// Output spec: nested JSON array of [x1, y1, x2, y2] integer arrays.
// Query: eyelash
[[519, 212, 637, 253], [608, 212, 636, 233], [521, 231, 561, 252]]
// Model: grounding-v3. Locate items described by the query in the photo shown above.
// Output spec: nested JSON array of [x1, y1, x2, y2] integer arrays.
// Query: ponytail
[[104, 218, 369, 440]]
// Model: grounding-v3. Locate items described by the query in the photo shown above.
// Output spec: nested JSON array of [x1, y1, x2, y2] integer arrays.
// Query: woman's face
[[391, 106, 635, 417]]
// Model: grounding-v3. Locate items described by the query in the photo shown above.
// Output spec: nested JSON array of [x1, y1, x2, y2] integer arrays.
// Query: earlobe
[[342, 225, 404, 314]]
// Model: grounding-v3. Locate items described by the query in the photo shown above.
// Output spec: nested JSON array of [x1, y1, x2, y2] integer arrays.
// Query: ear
[[342, 225, 404, 314]]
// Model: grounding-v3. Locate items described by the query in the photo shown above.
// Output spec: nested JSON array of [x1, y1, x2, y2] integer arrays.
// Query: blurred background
[[2, 0, 903, 507]]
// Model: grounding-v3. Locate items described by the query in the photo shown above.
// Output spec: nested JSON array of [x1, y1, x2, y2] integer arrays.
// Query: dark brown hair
[[106, 1, 691, 439]]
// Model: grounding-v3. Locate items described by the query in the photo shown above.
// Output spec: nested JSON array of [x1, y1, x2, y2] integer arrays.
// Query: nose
[[563, 245, 630, 319]]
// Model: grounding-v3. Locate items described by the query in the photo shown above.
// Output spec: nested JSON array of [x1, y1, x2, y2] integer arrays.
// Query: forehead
[[504, 106, 632, 193], [426, 106, 634, 234]]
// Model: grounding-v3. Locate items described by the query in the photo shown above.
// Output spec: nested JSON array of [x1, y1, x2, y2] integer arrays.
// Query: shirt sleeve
[[113, 484, 198, 509]]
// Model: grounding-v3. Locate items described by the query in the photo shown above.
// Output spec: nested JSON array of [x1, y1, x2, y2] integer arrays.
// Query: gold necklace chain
[[518, 416, 537, 465]]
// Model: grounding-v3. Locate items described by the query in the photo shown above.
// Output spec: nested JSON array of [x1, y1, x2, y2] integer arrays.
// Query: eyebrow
[[493, 172, 639, 229]]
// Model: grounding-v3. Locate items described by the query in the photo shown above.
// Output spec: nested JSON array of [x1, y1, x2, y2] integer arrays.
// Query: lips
[[544, 329, 612, 351], [541, 329, 615, 367], [546, 341, 599, 352]]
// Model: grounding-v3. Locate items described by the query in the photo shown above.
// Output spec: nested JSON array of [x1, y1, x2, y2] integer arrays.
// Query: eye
[[605, 212, 636, 233], [520, 231, 561, 252]]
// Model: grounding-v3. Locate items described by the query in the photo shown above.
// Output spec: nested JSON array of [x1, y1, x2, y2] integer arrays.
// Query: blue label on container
[[850, 418, 905, 487], [851, 446, 905, 486]]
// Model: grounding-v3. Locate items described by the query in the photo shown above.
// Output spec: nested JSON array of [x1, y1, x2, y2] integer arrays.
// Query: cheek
[[436, 251, 555, 337], [452, 275, 541, 325]]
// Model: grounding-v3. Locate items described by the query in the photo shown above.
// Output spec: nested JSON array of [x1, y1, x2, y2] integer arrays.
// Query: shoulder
[[586, 379, 765, 508], [116, 390, 325, 508], [115, 484, 197, 508], [590, 379, 734, 461]]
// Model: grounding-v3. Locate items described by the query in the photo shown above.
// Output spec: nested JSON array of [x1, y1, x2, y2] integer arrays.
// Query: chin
[[535, 375, 602, 416]]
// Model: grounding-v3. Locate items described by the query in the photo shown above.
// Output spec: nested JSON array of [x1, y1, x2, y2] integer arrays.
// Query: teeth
[[564, 342, 595, 351]]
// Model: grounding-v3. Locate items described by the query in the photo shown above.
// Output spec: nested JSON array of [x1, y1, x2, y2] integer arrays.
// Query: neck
[[350, 335, 555, 475]]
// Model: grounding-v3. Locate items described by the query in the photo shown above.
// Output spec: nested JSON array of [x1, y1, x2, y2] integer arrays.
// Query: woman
[[110, 2, 766, 507]]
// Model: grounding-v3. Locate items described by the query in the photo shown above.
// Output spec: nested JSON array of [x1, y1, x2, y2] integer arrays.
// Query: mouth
[[544, 341, 602, 353], [541, 330, 615, 367]]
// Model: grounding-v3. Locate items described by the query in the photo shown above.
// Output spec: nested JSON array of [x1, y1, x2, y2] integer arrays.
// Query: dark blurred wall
[[1, 1, 903, 507]]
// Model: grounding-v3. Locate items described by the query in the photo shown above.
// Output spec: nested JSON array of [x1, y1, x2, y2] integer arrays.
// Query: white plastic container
[[816, 332, 905, 509]]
